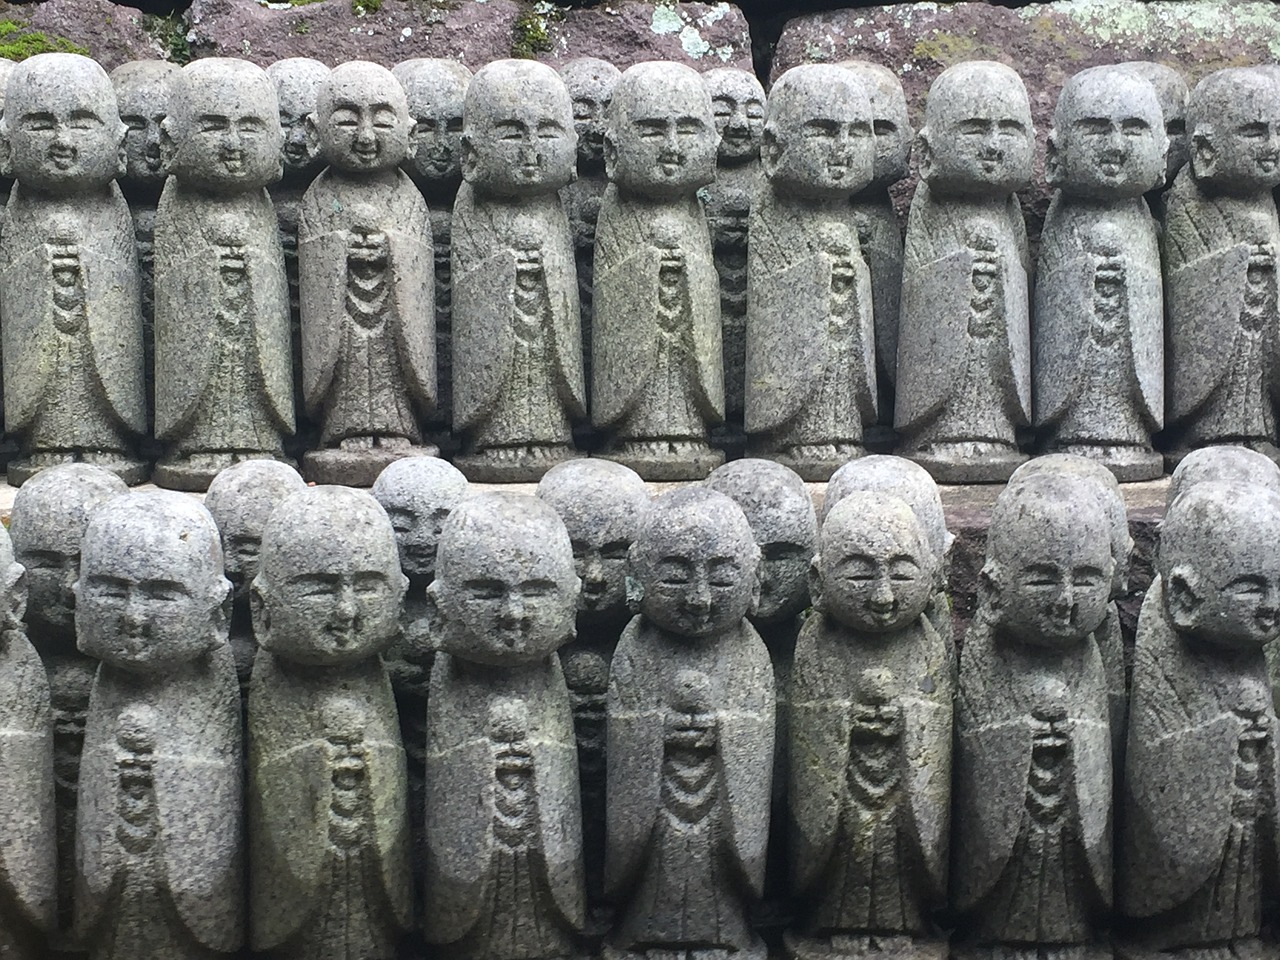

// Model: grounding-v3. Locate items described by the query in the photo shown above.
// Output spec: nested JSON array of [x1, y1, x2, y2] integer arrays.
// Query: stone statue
[[451, 59, 584, 481], [561, 56, 621, 418], [8, 463, 126, 950], [605, 487, 773, 960], [535, 457, 649, 919], [1120, 481, 1280, 960], [1116, 61, 1189, 221], [787, 491, 952, 960], [1166, 443, 1280, 508], [894, 61, 1034, 483], [0, 56, 15, 199], [298, 60, 436, 485], [153, 57, 295, 491], [1035, 66, 1166, 480], [0, 53, 148, 486], [74, 491, 241, 960], [702, 66, 765, 454], [952, 474, 1114, 960], [0, 523, 55, 960], [745, 64, 877, 480], [202, 459, 307, 694], [423, 492, 585, 960], [839, 61, 912, 436], [1163, 68, 1280, 466], [593, 62, 724, 480], [393, 58, 471, 453], [248, 485, 412, 960]]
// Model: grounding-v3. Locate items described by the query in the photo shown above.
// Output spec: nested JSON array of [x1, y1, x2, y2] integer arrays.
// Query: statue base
[[761, 443, 868, 483], [599, 440, 725, 481], [8, 451, 149, 488], [952, 943, 1112, 960], [784, 932, 948, 960], [1047, 443, 1164, 482], [602, 936, 768, 960], [900, 442, 1027, 484], [153, 452, 297, 492], [1115, 937, 1274, 960], [453, 444, 582, 483], [1165, 440, 1280, 473], [302, 444, 440, 487]]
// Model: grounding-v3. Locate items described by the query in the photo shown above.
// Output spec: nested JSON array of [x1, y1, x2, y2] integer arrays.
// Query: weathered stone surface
[[0, 0, 165, 73]]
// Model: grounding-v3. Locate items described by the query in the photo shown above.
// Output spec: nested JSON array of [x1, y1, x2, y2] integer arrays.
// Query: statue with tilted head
[[1164, 68, 1280, 466], [787, 491, 952, 960], [423, 492, 585, 960], [746, 64, 877, 480], [593, 62, 724, 480], [451, 60, 584, 481], [605, 487, 773, 960], [74, 492, 240, 960], [1, 53, 147, 486], [1115, 61, 1189, 222], [894, 61, 1034, 483], [299, 60, 436, 485], [1035, 66, 1166, 480], [248, 485, 412, 960], [153, 58, 295, 491], [952, 474, 1114, 960]]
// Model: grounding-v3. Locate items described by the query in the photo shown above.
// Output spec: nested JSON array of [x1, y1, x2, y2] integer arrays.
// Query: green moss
[[142, 13, 191, 64], [0, 21, 89, 60], [352, 0, 381, 16], [292, 17, 311, 33], [911, 30, 980, 65], [511, 8, 551, 58]]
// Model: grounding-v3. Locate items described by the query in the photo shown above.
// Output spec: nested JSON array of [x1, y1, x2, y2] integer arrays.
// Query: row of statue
[[1, 444, 1279, 960], [0, 50, 1277, 489]]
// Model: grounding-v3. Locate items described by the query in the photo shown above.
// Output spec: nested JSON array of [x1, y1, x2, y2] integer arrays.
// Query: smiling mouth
[[49, 147, 76, 170], [220, 152, 244, 173], [1098, 159, 1123, 175]]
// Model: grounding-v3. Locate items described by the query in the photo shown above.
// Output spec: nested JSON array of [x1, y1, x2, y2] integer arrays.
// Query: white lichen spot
[[874, 29, 890, 44], [697, 3, 729, 28], [651, 6, 684, 35], [803, 39, 832, 61], [680, 24, 711, 58], [715, 43, 734, 61], [241, 38, 252, 54], [400, 25, 411, 40]]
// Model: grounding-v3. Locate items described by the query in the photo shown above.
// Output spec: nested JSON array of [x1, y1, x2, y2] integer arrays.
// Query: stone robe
[[852, 190, 904, 420]]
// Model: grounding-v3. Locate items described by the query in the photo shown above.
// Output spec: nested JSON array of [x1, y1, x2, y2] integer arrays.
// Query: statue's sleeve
[[545, 204, 586, 419], [388, 181, 437, 414], [1032, 208, 1092, 428], [535, 659, 586, 931], [73, 679, 121, 942], [0, 200, 56, 434], [853, 196, 903, 390], [248, 191, 296, 435], [903, 618, 954, 905], [1069, 707, 1113, 911], [298, 178, 346, 417], [686, 221, 726, 425], [366, 732, 414, 934], [1128, 211, 1165, 428], [1002, 234, 1032, 426]]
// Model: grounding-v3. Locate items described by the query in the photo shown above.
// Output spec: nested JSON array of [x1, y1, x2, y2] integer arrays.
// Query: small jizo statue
[[787, 491, 952, 960], [605, 487, 774, 960], [953, 474, 1114, 960], [895, 61, 1035, 483], [299, 60, 436, 485], [153, 58, 295, 491], [1120, 481, 1280, 960], [593, 61, 725, 480], [451, 59, 585, 482], [1116, 61, 1190, 220], [423, 492, 585, 960], [1035, 66, 1167, 481], [0, 523, 55, 960], [8, 463, 126, 948], [74, 492, 241, 960], [1, 53, 148, 486], [1164, 68, 1280, 466], [1166, 443, 1280, 508], [248, 486, 412, 960], [745, 64, 877, 480]]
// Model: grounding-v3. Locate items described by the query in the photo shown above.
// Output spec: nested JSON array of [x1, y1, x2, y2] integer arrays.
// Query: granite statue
[[0, 53, 147, 486], [593, 61, 724, 480], [0, 56, 14, 197], [1116, 61, 1189, 218], [1166, 443, 1280, 508]]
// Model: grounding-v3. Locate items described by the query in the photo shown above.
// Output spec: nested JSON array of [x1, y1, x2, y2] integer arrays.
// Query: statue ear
[[158, 117, 177, 177], [303, 112, 322, 167], [1165, 567, 1202, 632], [977, 559, 1002, 615], [1191, 131, 1215, 181], [424, 580, 446, 639], [4, 563, 25, 628], [760, 126, 781, 181], [747, 543, 762, 618], [602, 130, 618, 183], [459, 131, 480, 182], [115, 121, 128, 180], [915, 127, 932, 181], [210, 578, 232, 652], [1044, 129, 1063, 187], [806, 554, 823, 614], [0, 120, 13, 181], [249, 579, 270, 650]]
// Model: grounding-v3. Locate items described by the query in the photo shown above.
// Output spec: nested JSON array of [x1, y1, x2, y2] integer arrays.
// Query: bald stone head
[[561, 57, 621, 168], [606, 60, 717, 199], [372, 456, 469, 583], [920, 60, 1033, 197], [266, 57, 329, 178], [204, 460, 308, 600], [310, 60, 412, 175], [839, 61, 912, 187], [393, 58, 470, 189], [1188, 67, 1280, 194], [703, 67, 764, 164], [1117, 61, 1189, 185], [1166, 445, 1280, 509], [112, 60, 181, 185], [4, 53, 124, 193]]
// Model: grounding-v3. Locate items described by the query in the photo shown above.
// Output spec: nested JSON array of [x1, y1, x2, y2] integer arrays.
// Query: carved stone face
[[840, 61, 912, 188], [819, 493, 935, 634], [462, 59, 576, 197], [266, 57, 328, 178], [7, 53, 124, 194], [393, 58, 469, 187], [1118, 61, 1189, 187], [1190, 68, 1280, 193], [204, 460, 307, 601], [112, 60, 180, 185], [606, 61, 717, 199], [561, 57, 620, 168], [431, 493, 580, 666], [76, 493, 231, 676], [922, 61, 1033, 196], [1051, 68, 1165, 200], [315, 61, 412, 175], [703, 67, 764, 164], [763, 65, 874, 200], [372, 457, 468, 583]]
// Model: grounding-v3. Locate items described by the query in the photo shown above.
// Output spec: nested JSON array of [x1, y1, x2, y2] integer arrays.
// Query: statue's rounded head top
[[111, 60, 182, 186], [204, 460, 307, 600], [705, 459, 815, 625], [606, 60, 717, 199], [254, 485, 408, 667], [818, 491, 936, 635], [313, 60, 412, 175], [1117, 61, 1189, 186], [920, 60, 1033, 197], [1188, 67, 1280, 194], [536, 459, 649, 624], [76, 492, 231, 675], [838, 60, 912, 187], [10, 464, 128, 637], [982, 473, 1114, 649], [164, 57, 283, 193], [561, 56, 621, 167], [462, 58, 576, 198], [632, 487, 760, 641], [702, 66, 764, 165], [266, 57, 329, 178], [1167, 445, 1280, 510], [372, 456, 469, 584], [4, 53, 124, 193], [0, 58, 15, 120], [430, 492, 580, 667], [1159, 480, 1280, 653], [1048, 65, 1166, 200], [393, 58, 471, 188]]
